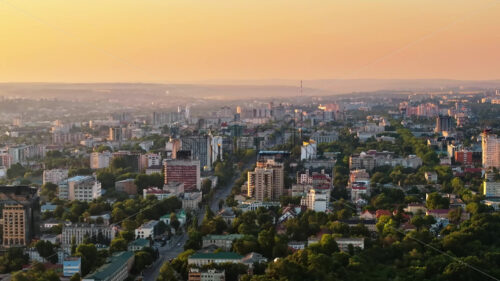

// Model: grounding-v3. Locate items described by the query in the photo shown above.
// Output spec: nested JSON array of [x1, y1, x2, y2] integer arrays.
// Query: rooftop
[[203, 234, 244, 241], [67, 175, 93, 182], [189, 252, 242, 260], [128, 238, 149, 247], [84, 251, 133, 280]]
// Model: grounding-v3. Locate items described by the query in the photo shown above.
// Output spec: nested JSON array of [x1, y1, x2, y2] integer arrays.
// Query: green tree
[[426, 192, 449, 210], [70, 273, 81, 281], [76, 243, 98, 276], [7, 163, 26, 179], [157, 262, 180, 281], [109, 237, 128, 254], [35, 240, 58, 264], [41, 182, 58, 201], [96, 170, 116, 189], [133, 251, 154, 274]]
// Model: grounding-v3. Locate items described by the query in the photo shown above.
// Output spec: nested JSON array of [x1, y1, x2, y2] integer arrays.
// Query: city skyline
[[1, 0, 499, 83]]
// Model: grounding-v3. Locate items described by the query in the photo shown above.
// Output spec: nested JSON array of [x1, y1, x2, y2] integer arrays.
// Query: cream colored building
[[247, 160, 284, 201], [482, 131, 500, 169]]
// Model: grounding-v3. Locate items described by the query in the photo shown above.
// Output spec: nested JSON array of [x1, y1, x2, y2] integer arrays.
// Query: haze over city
[[0, 0, 499, 84]]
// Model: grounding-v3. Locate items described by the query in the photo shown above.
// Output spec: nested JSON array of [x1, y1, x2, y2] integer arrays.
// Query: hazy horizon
[[1, 0, 499, 83]]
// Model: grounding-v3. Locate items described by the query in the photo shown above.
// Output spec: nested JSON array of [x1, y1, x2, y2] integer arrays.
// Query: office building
[[247, 160, 284, 201], [62, 223, 115, 246], [181, 136, 211, 170], [0, 186, 39, 247], [482, 130, 500, 169], [164, 159, 201, 191], [90, 151, 112, 169], [43, 169, 69, 185], [67, 176, 102, 202]]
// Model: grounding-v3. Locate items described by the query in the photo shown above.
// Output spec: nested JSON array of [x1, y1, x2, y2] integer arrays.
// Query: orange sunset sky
[[0, 0, 499, 83]]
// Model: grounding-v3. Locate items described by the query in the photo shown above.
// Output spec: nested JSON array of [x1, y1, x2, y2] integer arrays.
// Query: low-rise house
[[135, 220, 159, 239], [188, 252, 243, 266], [425, 172, 438, 183], [404, 203, 426, 214], [241, 252, 267, 267], [89, 213, 111, 225], [202, 234, 244, 250], [426, 209, 450, 219], [143, 187, 174, 200], [340, 219, 377, 232], [278, 206, 301, 224], [287, 241, 306, 251], [359, 210, 376, 220], [160, 210, 187, 227], [41, 234, 59, 244], [307, 229, 332, 246], [181, 191, 202, 210], [188, 268, 225, 281], [375, 210, 392, 219], [42, 218, 64, 230], [334, 237, 365, 252]]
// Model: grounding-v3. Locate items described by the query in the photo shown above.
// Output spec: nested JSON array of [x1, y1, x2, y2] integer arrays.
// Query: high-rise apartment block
[[247, 160, 284, 201], [65, 176, 102, 202], [482, 130, 500, 169], [435, 115, 453, 133], [181, 136, 211, 170], [109, 127, 128, 142], [90, 151, 112, 169], [164, 159, 201, 191], [43, 169, 69, 185], [165, 138, 181, 159], [0, 186, 39, 247]]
